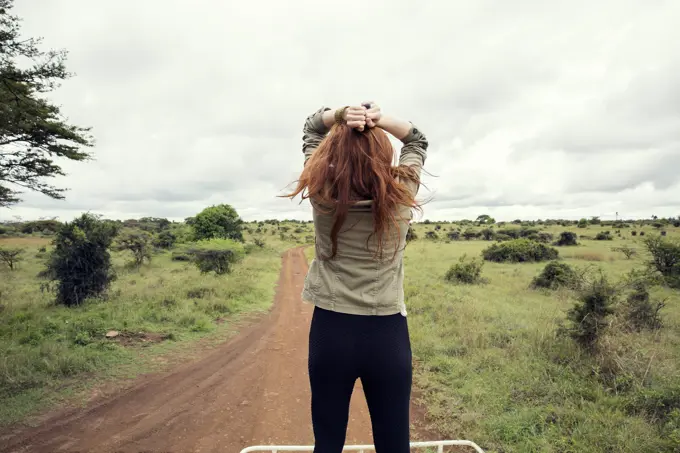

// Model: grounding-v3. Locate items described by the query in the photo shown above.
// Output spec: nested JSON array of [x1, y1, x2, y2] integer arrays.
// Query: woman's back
[[306, 199, 411, 315], [291, 106, 428, 317]]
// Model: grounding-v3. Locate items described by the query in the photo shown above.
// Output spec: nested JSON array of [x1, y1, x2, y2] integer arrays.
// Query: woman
[[285, 103, 427, 453]]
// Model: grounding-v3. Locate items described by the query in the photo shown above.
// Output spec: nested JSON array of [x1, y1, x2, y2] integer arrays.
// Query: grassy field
[[0, 226, 307, 425], [2, 218, 679, 452], [402, 223, 680, 452]]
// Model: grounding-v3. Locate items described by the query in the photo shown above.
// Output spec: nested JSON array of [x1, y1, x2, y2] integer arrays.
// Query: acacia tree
[[0, 0, 93, 207]]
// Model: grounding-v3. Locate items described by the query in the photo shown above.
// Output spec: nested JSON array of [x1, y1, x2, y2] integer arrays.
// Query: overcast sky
[[3, 0, 679, 222]]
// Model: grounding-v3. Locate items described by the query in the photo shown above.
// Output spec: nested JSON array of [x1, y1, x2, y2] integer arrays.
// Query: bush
[[480, 228, 495, 241], [631, 230, 638, 236], [0, 247, 24, 270], [595, 231, 613, 240], [555, 231, 578, 246], [425, 231, 438, 240], [445, 254, 484, 284], [186, 239, 245, 275], [578, 218, 588, 228], [153, 230, 177, 249], [406, 226, 417, 242], [531, 261, 580, 290], [115, 231, 152, 266], [254, 238, 266, 248], [496, 227, 521, 239], [612, 245, 637, 259], [45, 213, 119, 306], [564, 272, 617, 351], [446, 230, 460, 241], [536, 232, 554, 243], [482, 239, 559, 263], [625, 280, 664, 331], [462, 228, 479, 240], [644, 235, 680, 288], [171, 252, 191, 261], [191, 204, 244, 242]]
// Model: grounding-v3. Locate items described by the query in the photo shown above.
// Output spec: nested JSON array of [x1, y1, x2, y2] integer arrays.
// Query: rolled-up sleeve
[[398, 123, 428, 196], [302, 106, 331, 163]]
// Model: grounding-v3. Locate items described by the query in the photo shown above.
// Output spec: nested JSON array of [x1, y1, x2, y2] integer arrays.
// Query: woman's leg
[[359, 314, 412, 453], [308, 307, 359, 453]]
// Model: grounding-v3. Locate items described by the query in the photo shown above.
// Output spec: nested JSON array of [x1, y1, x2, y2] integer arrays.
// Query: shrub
[[406, 226, 417, 242], [531, 261, 579, 290], [661, 230, 667, 237], [171, 252, 191, 261], [612, 245, 637, 259], [254, 238, 266, 248], [625, 281, 664, 331], [153, 230, 177, 249], [536, 232, 554, 243], [45, 213, 119, 306], [595, 231, 613, 241], [577, 218, 588, 228], [555, 231, 578, 246], [445, 254, 484, 284], [480, 228, 496, 241], [446, 230, 460, 241], [482, 239, 559, 263], [565, 272, 617, 351], [496, 227, 521, 239], [0, 247, 24, 270], [495, 233, 511, 241], [631, 230, 638, 236], [640, 231, 646, 236], [115, 231, 152, 266], [425, 231, 438, 240], [187, 239, 245, 275], [644, 235, 680, 288], [462, 228, 479, 240], [191, 204, 244, 242]]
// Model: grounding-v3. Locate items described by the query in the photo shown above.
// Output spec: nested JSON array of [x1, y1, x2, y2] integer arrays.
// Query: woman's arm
[[372, 114, 413, 141], [365, 103, 428, 194], [302, 106, 369, 163]]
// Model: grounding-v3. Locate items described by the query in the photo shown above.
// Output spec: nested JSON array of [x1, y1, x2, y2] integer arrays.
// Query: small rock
[[105, 330, 119, 338]]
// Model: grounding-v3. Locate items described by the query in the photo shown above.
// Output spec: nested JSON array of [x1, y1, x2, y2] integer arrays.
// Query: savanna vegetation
[[402, 217, 680, 452], [0, 211, 314, 424]]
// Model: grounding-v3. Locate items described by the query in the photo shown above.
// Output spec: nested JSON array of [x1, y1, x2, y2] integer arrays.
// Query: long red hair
[[285, 124, 421, 260]]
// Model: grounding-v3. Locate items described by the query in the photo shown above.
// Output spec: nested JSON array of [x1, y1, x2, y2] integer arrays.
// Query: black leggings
[[308, 306, 412, 453]]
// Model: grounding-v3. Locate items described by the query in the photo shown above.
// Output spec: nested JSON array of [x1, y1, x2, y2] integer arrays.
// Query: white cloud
[[2, 0, 679, 222]]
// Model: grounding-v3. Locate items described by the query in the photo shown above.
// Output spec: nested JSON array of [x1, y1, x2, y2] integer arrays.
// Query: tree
[[192, 204, 244, 241], [0, 246, 22, 270], [0, 1, 93, 207], [476, 214, 495, 225], [115, 231, 152, 266], [45, 213, 118, 306]]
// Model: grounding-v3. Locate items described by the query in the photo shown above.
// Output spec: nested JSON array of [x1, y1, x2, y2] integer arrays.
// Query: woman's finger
[[346, 113, 366, 122]]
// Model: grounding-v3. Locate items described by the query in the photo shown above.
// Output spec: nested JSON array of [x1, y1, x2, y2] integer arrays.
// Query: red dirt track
[[3, 247, 439, 453]]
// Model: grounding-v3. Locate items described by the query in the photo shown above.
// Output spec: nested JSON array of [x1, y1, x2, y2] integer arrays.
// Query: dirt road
[[3, 247, 429, 453]]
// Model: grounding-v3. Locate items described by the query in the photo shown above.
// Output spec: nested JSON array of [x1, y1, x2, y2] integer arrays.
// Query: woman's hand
[[363, 101, 382, 128], [343, 106, 367, 130]]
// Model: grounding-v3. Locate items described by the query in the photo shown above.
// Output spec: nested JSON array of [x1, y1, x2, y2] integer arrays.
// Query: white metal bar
[[240, 439, 484, 453]]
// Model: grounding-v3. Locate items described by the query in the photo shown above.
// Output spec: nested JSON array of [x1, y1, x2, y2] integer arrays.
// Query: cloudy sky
[[3, 0, 679, 222]]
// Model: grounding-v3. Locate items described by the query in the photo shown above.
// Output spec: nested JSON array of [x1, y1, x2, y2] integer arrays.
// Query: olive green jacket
[[300, 107, 428, 316]]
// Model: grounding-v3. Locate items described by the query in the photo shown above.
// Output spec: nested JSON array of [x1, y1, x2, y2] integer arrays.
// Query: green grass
[[406, 223, 680, 452], [0, 227, 307, 425]]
